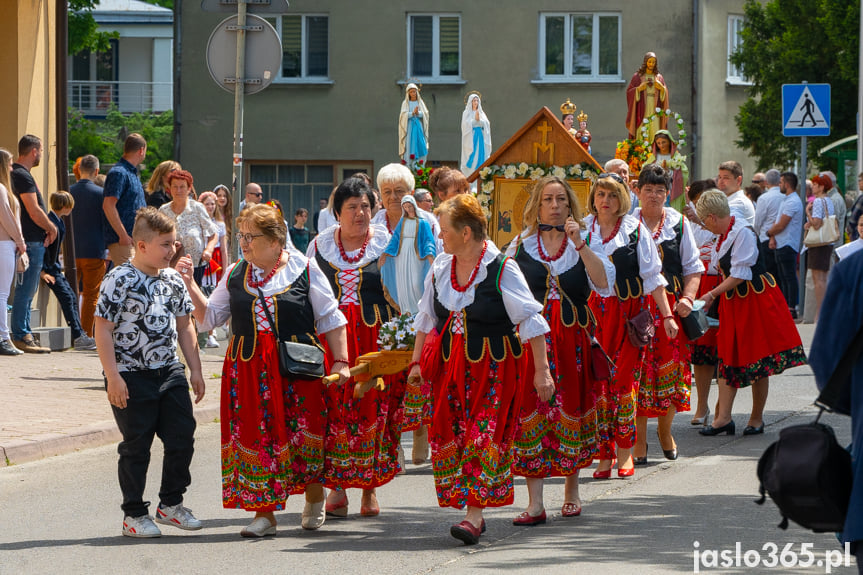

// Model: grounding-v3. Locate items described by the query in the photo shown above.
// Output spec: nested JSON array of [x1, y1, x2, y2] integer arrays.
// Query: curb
[[1, 404, 221, 467]]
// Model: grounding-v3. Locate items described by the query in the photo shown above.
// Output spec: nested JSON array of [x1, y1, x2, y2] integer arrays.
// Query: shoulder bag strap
[[255, 285, 281, 341]]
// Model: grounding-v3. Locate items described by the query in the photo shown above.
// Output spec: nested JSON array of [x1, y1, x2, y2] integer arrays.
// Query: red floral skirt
[[588, 294, 645, 459], [513, 300, 597, 477], [322, 303, 406, 489], [637, 294, 692, 417], [221, 332, 328, 511], [691, 274, 720, 365], [716, 280, 807, 388], [421, 329, 528, 509]]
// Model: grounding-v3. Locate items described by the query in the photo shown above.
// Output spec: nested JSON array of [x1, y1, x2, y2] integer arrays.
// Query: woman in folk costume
[[696, 190, 806, 437], [460, 92, 491, 177], [183, 204, 350, 536], [584, 174, 676, 478], [306, 176, 405, 517], [380, 195, 436, 316], [630, 164, 703, 465], [407, 193, 553, 545], [399, 83, 430, 165], [505, 176, 615, 524]]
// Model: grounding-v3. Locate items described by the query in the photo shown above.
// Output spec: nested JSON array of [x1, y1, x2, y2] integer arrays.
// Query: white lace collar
[[313, 223, 390, 270], [631, 207, 683, 244], [432, 241, 501, 312], [508, 228, 587, 275], [584, 213, 643, 255]]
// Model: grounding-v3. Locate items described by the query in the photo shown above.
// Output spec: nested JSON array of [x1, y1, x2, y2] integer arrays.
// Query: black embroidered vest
[[227, 260, 320, 361], [657, 216, 685, 296], [513, 242, 594, 329], [717, 226, 777, 298], [609, 228, 644, 300], [433, 254, 522, 362], [315, 251, 395, 327]]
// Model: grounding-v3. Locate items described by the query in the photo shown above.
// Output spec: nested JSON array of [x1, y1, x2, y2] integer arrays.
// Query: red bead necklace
[[337, 228, 371, 264], [715, 216, 735, 253], [592, 217, 622, 245], [247, 253, 283, 288], [640, 210, 665, 240], [451, 241, 488, 292], [536, 231, 568, 261]]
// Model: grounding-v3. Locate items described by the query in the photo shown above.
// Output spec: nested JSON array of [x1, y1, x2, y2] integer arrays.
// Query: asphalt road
[[0, 349, 857, 575]]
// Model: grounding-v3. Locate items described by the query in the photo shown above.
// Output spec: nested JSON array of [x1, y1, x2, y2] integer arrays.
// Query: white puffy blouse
[[199, 245, 347, 335], [413, 241, 550, 342], [583, 213, 668, 295]]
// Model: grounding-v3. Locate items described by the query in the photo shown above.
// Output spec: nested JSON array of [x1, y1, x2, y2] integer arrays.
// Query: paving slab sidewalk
[[0, 344, 226, 466]]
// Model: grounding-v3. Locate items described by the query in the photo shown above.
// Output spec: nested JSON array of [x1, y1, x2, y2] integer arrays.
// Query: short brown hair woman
[[408, 193, 554, 545], [584, 173, 676, 478], [179, 203, 350, 535]]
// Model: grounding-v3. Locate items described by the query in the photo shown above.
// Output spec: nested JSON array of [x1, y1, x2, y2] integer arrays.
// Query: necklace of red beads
[[592, 217, 622, 245], [640, 210, 666, 240], [337, 228, 371, 264], [451, 241, 488, 292], [536, 230, 568, 261], [714, 216, 735, 253], [247, 253, 284, 288]]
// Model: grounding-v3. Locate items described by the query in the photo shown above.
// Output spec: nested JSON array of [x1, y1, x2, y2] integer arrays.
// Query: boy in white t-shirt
[[94, 207, 205, 538]]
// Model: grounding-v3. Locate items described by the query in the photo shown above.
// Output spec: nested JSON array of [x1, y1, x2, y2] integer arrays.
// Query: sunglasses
[[598, 173, 625, 185], [538, 224, 566, 232]]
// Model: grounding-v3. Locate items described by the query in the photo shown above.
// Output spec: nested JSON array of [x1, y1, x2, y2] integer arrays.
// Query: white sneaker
[[155, 503, 203, 530], [123, 515, 162, 538], [205, 335, 220, 348]]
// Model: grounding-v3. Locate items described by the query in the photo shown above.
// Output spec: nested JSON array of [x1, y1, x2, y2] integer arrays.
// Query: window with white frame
[[271, 14, 329, 81], [539, 13, 620, 81], [407, 14, 461, 80], [727, 15, 748, 83]]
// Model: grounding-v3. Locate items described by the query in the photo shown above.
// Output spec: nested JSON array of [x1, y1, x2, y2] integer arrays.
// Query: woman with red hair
[[159, 170, 218, 290]]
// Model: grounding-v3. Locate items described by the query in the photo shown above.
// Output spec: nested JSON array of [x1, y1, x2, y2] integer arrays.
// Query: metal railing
[[68, 81, 173, 115]]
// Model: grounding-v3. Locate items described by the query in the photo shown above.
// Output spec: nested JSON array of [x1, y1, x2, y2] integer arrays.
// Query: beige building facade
[[179, 1, 758, 216]]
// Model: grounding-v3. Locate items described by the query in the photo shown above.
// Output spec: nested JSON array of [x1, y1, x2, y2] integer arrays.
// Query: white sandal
[[302, 500, 326, 530], [240, 516, 276, 537]]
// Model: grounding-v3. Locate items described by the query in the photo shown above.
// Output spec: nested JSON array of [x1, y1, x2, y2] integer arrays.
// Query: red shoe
[[450, 520, 481, 545], [617, 467, 635, 478], [561, 502, 582, 517], [325, 492, 348, 517], [512, 510, 547, 526], [592, 468, 612, 479]]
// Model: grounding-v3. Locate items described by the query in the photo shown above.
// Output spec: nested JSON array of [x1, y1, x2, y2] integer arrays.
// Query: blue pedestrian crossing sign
[[782, 84, 830, 137]]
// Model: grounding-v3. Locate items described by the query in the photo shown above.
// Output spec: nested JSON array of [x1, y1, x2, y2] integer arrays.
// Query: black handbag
[[625, 309, 655, 348], [679, 307, 709, 341], [255, 286, 325, 380], [755, 324, 863, 532]]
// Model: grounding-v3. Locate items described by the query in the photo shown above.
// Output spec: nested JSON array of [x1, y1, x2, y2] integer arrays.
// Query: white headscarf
[[460, 94, 492, 176], [399, 83, 430, 157]]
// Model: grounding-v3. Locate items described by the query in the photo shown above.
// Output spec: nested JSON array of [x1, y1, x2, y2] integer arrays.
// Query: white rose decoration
[[665, 109, 671, 115], [655, 107, 661, 113], [479, 167, 491, 179], [517, 162, 529, 176], [553, 166, 566, 179], [482, 181, 494, 193], [504, 165, 517, 179]]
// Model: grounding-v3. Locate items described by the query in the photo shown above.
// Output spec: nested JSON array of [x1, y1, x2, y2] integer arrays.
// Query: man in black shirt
[[10, 135, 55, 353]]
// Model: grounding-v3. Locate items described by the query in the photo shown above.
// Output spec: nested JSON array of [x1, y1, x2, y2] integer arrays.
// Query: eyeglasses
[[249, 192, 263, 197], [598, 173, 625, 185], [236, 232, 264, 244], [752, 179, 764, 184]]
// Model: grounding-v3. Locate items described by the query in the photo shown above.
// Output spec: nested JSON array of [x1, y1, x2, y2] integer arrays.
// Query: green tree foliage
[[730, 0, 859, 170], [69, 0, 172, 55], [69, 106, 174, 182]]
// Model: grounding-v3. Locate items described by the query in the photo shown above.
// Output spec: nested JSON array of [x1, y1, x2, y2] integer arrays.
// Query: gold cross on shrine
[[532, 121, 554, 163]]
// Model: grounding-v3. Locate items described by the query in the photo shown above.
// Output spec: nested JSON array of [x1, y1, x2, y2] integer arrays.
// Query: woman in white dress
[[399, 83, 429, 165], [460, 93, 491, 177]]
